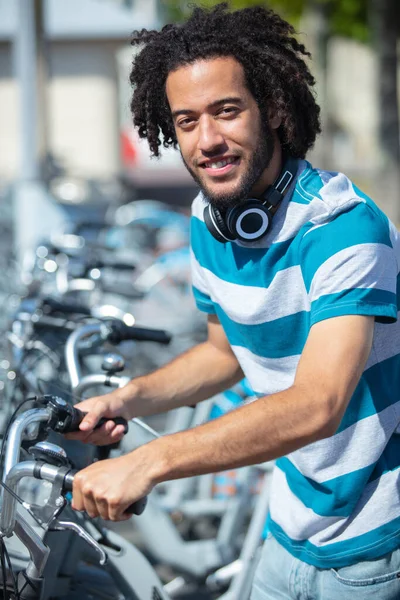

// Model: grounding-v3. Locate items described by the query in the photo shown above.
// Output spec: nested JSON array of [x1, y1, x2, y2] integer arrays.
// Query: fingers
[[64, 395, 126, 444], [78, 399, 108, 432], [72, 470, 102, 518], [72, 472, 132, 521], [81, 422, 126, 446]]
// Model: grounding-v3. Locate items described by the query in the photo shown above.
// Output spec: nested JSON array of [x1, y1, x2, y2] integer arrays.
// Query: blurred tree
[[368, 0, 400, 220], [160, 0, 368, 41], [369, 0, 400, 166]]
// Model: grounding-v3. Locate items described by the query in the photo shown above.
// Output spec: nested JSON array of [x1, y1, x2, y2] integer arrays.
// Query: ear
[[268, 107, 281, 130]]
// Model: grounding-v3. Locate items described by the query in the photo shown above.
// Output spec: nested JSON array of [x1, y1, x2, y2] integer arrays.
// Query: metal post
[[13, 0, 65, 268], [15, 0, 40, 181]]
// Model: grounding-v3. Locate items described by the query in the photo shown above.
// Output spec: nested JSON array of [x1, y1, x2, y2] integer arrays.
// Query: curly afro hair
[[129, 2, 321, 159]]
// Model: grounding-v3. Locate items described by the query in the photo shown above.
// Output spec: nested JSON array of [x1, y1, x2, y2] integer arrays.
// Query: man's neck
[[251, 142, 283, 198]]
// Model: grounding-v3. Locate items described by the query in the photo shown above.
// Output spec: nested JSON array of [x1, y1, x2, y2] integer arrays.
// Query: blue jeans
[[251, 533, 400, 600]]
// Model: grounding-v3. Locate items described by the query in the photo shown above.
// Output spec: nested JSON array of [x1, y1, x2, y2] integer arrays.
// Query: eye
[[177, 117, 195, 129], [218, 106, 239, 118]]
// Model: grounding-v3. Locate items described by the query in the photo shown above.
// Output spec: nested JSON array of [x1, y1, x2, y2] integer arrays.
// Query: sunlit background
[[0, 0, 398, 316], [0, 2, 398, 594], [0, 1, 399, 241]]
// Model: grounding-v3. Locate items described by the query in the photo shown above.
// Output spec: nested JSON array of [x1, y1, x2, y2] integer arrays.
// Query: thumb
[[78, 401, 107, 431]]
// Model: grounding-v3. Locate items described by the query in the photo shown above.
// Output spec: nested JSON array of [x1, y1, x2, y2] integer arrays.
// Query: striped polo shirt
[[190, 159, 400, 568]]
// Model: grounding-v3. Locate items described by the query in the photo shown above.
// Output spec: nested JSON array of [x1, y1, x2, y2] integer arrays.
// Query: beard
[[181, 121, 275, 211]]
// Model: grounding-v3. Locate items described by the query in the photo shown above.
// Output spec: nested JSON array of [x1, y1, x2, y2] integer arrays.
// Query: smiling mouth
[[200, 156, 240, 176]]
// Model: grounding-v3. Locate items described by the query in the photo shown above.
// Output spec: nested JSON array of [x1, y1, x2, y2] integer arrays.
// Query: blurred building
[[325, 38, 379, 172], [0, 1, 393, 210], [0, 0, 193, 202]]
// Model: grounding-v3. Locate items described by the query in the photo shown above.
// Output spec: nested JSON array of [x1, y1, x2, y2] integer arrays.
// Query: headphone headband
[[268, 165, 295, 206]]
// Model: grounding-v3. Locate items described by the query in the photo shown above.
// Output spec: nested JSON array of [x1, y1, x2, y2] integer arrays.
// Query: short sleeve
[[300, 204, 398, 326], [190, 248, 216, 314], [190, 200, 217, 315]]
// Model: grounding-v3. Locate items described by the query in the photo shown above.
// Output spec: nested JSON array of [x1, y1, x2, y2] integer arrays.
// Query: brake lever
[[51, 520, 107, 565]]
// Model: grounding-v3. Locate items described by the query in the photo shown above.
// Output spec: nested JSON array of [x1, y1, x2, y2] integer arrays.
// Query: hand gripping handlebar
[[46, 396, 129, 435], [1, 397, 147, 538], [42, 395, 147, 515], [60, 469, 147, 515]]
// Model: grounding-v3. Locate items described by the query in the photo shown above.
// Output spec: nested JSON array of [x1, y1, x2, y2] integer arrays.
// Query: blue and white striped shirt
[[190, 160, 400, 568]]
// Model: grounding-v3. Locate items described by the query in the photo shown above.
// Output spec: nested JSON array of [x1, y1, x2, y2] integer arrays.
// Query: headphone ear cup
[[226, 201, 271, 241], [203, 205, 236, 243]]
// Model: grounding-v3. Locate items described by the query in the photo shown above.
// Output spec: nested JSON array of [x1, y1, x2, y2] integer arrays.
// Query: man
[[67, 3, 400, 598]]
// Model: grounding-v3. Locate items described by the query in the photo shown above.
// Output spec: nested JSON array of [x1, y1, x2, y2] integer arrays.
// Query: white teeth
[[206, 157, 236, 169]]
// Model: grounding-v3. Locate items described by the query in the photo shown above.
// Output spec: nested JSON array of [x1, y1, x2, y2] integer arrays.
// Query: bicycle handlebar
[[34, 316, 171, 347], [85, 257, 137, 273], [41, 398, 147, 515], [32, 314, 77, 332], [107, 321, 171, 345], [52, 402, 147, 514], [1, 396, 148, 538], [45, 398, 148, 516], [49, 399, 129, 436], [42, 296, 92, 316], [62, 470, 147, 515]]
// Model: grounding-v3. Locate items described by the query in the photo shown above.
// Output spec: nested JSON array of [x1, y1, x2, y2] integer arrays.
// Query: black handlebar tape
[[68, 408, 129, 435], [108, 322, 172, 345], [42, 297, 92, 316], [63, 470, 147, 515]]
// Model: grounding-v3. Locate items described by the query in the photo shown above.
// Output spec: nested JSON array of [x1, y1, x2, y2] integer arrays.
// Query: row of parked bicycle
[[0, 197, 274, 599]]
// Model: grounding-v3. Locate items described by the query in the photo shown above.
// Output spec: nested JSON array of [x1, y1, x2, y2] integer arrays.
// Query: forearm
[[148, 383, 333, 483], [118, 340, 243, 418]]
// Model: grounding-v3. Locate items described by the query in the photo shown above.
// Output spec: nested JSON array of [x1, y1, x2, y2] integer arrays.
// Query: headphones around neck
[[203, 156, 298, 243]]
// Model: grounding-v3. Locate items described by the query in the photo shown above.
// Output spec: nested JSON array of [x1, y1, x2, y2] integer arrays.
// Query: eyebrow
[[171, 96, 243, 120]]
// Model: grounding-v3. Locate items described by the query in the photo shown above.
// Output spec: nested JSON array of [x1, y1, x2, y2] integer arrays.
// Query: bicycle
[[0, 394, 168, 600]]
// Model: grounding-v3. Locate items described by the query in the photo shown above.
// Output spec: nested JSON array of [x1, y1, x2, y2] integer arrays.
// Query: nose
[[197, 115, 226, 155]]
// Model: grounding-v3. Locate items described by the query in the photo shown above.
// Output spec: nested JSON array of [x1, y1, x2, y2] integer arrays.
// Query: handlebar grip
[[42, 297, 92, 316], [63, 471, 147, 515], [96, 416, 129, 434], [67, 408, 129, 435], [108, 322, 172, 345], [33, 315, 77, 332], [125, 496, 148, 515], [90, 259, 136, 272]]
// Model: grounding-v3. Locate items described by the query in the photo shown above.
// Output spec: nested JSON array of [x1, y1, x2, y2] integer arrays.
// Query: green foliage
[[160, 0, 370, 43], [160, 0, 303, 24], [329, 0, 369, 43]]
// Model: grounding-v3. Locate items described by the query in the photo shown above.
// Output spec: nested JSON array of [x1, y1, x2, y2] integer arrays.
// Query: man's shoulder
[[297, 163, 400, 274], [190, 191, 206, 221], [296, 162, 390, 229], [296, 163, 360, 211]]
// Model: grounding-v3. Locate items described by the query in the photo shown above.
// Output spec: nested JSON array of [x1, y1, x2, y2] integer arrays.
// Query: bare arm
[[151, 314, 374, 479], [121, 314, 243, 417], [72, 314, 375, 519], [69, 314, 243, 439]]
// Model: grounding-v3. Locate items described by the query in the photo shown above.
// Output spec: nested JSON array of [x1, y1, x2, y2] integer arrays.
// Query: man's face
[[166, 56, 279, 210]]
